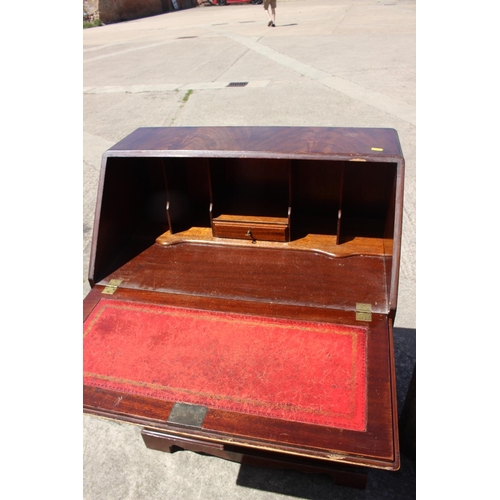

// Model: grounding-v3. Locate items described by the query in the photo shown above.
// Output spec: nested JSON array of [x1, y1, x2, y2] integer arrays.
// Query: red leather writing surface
[[84, 300, 367, 431]]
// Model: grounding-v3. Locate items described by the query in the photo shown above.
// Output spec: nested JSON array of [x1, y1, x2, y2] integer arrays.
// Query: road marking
[[223, 32, 415, 125], [83, 81, 271, 94]]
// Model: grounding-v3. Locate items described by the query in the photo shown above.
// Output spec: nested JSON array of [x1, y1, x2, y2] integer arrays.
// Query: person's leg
[[264, 0, 273, 26], [270, 0, 276, 26]]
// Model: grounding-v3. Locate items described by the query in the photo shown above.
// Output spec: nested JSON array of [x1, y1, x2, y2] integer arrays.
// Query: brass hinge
[[102, 279, 122, 295], [356, 303, 372, 322]]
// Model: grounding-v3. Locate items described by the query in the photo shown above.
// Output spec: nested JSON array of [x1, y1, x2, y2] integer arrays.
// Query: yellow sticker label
[[371, 147, 384, 152]]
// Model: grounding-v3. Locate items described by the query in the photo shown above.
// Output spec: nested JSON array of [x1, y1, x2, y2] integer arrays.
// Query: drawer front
[[212, 221, 289, 242]]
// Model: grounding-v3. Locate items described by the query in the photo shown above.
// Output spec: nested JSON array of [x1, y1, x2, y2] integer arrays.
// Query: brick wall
[[99, 0, 162, 23], [84, 0, 201, 24]]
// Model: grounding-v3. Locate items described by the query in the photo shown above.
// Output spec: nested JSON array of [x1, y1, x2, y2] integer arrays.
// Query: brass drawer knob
[[245, 229, 256, 243]]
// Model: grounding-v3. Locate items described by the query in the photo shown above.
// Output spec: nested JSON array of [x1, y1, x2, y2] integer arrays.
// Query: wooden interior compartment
[[90, 156, 169, 285], [90, 157, 393, 313], [210, 157, 291, 241], [164, 157, 211, 234], [290, 159, 342, 244], [91, 155, 399, 289], [154, 156, 396, 257], [339, 161, 397, 246]]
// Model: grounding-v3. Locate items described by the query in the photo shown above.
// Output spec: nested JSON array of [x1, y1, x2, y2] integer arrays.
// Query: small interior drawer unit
[[84, 126, 405, 489], [211, 214, 290, 242]]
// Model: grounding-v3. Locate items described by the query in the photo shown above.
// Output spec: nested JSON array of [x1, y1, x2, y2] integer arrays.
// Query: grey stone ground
[[83, 1, 416, 498]]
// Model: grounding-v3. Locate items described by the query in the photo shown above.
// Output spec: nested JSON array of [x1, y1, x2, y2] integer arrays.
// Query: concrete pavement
[[83, 1, 416, 497]]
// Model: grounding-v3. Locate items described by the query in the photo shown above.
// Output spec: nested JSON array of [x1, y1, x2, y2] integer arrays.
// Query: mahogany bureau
[[83, 126, 404, 488]]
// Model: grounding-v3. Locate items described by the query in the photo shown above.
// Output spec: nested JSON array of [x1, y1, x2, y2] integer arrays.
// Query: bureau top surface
[[106, 127, 403, 160]]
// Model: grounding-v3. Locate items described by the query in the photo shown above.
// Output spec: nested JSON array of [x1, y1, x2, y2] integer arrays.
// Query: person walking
[[264, 0, 276, 27]]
